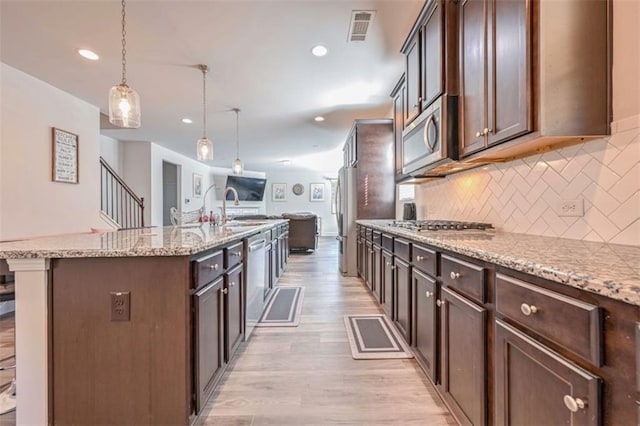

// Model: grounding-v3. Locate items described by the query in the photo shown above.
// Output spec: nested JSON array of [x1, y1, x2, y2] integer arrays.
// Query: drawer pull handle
[[436, 299, 446, 307], [233, 251, 242, 257], [563, 395, 587, 412], [222, 288, 228, 295], [208, 264, 219, 271], [416, 255, 425, 261], [425, 291, 433, 298], [450, 272, 460, 280], [520, 303, 538, 316]]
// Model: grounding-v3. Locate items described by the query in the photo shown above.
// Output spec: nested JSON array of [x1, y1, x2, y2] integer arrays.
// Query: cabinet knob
[[230, 281, 236, 287], [520, 303, 538, 316], [476, 131, 482, 138], [563, 395, 587, 412], [450, 272, 460, 280], [222, 288, 228, 295], [484, 128, 492, 135], [391, 265, 396, 270], [436, 299, 446, 307], [425, 291, 433, 298], [416, 255, 425, 261], [234, 251, 242, 257], [209, 264, 219, 271], [386, 262, 391, 266]]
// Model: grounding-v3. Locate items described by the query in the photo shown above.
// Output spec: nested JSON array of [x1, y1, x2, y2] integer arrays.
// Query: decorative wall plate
[[292, 183, 304, 195]]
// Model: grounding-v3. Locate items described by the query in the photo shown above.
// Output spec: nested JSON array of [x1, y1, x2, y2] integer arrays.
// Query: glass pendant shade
[[108, 84, 141, 128], [232, 158, 244, 175], [197, 137, 213, 161]]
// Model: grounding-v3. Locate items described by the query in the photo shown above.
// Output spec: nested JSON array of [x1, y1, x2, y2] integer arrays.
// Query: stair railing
[[100, 157, 144, 229]]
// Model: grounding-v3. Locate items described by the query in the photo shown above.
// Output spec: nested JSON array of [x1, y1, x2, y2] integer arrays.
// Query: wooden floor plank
[[198, 237, 454, 425]]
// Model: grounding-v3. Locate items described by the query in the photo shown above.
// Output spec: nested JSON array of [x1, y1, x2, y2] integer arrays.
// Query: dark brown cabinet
[[391, 75, 406, 181], [420, 0, 444, 110], [494, 320, 601, 426], [373, 244, 382, 303], [394, 257, 412, 344], [413, 268, 438, 382], [381, 249, 394, 317], [365, 240, 374, 292], [224, 264, 244, 361], [405, 35, 421, 124], [193, 276, 225, 413], [439, 286, 487, 426]]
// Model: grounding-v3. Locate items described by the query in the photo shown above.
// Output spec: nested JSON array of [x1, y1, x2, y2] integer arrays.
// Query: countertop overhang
[[0, 220, 288, 259], [357, 220, 640, 307]]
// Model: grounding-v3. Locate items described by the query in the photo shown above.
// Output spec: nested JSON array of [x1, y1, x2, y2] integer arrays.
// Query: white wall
[[0, 63, 103, 240], [120, 141, 153, 226], [265, 171, 338, 236], [99, 135, 122, 174]]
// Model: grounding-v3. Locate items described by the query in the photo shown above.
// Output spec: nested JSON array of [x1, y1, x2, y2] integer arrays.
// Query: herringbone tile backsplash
[[415, 118, 640, 246]]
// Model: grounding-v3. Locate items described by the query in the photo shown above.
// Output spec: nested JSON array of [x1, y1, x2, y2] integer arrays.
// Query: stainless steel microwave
[[401, 95, 458, 176]]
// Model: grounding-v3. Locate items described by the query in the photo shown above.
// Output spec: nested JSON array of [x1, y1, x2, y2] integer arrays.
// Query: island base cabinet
[[194, 277, 225, 413], [439, 287, 487, 426], [495, 320, 601, 426], [225, 264, 244, 362]]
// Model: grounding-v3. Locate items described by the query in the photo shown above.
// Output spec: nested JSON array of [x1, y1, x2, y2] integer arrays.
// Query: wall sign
[[52, 127, 79, 184]]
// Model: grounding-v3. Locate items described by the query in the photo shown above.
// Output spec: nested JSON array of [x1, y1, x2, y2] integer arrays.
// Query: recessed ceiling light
[[77, 49, 99, 61], [280, 160, 292, 165], [311, 45, 328, 57], [181, 118, 193, 124], [314, 116, 325, 122]]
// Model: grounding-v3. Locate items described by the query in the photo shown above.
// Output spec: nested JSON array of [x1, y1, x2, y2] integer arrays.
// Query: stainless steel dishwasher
[[245, 232, 266, 340]]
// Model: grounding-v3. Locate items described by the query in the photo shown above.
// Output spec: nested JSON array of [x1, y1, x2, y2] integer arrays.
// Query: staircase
[[100, 157, 144, 229]]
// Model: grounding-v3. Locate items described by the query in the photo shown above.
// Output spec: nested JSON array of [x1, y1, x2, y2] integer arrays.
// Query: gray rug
[[256, 287, 304, 327], [344, 314, 413, 359]]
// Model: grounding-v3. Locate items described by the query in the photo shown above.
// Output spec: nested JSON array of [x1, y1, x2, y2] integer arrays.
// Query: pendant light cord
[[235, 109, 240, 158], [201, 65, 208, 139], [121, 0, 127, 86]]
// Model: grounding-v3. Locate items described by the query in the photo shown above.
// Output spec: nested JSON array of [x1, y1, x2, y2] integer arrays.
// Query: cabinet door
[[413, 269, 438, 382], [495, 320, 601, 426], [364, 241, 372, 288], [459, 0, 487, 156], [421, 0, 444, 109], [487, 0, 531, 145], [440, 287, 487, 425], [373, 245, 382, 303], [356, 237, 363, 277], [381, 250, 394, 318], [394, 257, 411, 344], [273, 239, 280, 279], [393, 81, 406, 179], [225, 265, 244, 361], [405, 36, 421, 124], [193, 277, 225, 413]]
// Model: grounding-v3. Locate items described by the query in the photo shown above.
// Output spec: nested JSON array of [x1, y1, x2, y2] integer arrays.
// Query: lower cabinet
[[373, 244, 382, 302], [439, 287, 487, 426], [193, 276, 225, 413], [381, 249, 394, 317], [365, 241, 374, 291], [412, 268, 438, 382], [494, 320, 601, 426], [394, 257, 411, 344], [225, 264, 244, 361]]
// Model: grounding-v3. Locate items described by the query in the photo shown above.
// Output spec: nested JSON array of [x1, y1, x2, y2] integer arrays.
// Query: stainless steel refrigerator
[[337, 166, 357, 276]]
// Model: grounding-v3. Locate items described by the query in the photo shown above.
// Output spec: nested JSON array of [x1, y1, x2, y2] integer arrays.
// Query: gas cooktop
[[390, 220, 494, 232]]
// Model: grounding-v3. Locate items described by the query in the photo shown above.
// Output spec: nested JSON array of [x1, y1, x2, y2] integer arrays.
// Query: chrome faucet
[[221, 186, 239, 224]]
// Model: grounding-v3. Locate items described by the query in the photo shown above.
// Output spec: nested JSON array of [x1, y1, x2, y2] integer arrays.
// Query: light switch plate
[[110, 292, 130, 321]]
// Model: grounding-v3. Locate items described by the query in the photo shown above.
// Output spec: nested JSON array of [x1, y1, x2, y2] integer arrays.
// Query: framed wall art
[[272, 183, 287, 201], [310, 183, 325, 202], [51, 127, 79, 184], [192, 173, 203, 198]]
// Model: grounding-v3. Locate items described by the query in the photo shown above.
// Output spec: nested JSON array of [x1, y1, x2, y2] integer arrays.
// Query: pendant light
[[196, 64, 213, 161], [231, 108, 244, 175], [108, 0, 141, 128]]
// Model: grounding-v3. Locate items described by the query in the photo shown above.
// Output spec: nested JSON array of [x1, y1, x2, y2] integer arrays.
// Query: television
[[224, 175, 267, 201]]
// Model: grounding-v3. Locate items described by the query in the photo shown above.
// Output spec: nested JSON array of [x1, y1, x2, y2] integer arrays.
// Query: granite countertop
[[358, 220, 640, 307], [0, 220, 287, 259]]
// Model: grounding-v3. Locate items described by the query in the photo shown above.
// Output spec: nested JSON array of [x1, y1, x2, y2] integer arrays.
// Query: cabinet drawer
[[412, 244, 437, 277], [365, 228, 373, 241], [496, 273, 602, 366], [372, 230, 382, 246], [192, 250, 224, 289], [394, 238, 411, 262], [441, 254, 486, 303], [225, 241, 244, 270], [382, 233, 394, 252]]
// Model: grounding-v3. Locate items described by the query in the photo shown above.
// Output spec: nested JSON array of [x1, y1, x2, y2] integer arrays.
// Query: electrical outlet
[[110, 292, 130, 321], [558, 198, 584, 217]]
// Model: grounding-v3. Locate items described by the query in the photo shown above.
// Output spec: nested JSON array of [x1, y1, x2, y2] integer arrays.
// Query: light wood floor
[[196, 237, 455, 426]]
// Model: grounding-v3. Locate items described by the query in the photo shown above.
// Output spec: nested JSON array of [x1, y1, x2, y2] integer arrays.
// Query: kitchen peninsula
[[0, 220, 288, 425], [356, 220, 639, 425]]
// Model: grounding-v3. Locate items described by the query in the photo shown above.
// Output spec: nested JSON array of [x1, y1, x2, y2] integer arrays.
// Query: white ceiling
[[0, 0, 423, 172]]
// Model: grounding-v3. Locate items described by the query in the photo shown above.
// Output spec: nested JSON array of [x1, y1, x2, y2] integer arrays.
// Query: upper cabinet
[[394, 0, 611, 175], [391, 75, 407, 181]]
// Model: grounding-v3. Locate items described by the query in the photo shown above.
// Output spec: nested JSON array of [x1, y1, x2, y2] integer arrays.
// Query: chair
[[0, 275, 15, 415], [283, 213, 319, 252]]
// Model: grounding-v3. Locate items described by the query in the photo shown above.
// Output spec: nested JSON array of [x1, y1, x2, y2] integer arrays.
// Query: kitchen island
[[356, 219, 639, 425], [0, 220, 288, 425]]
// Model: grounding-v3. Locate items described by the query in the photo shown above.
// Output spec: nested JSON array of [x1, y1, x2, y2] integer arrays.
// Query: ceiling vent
[[348, 10, 376, 42]]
